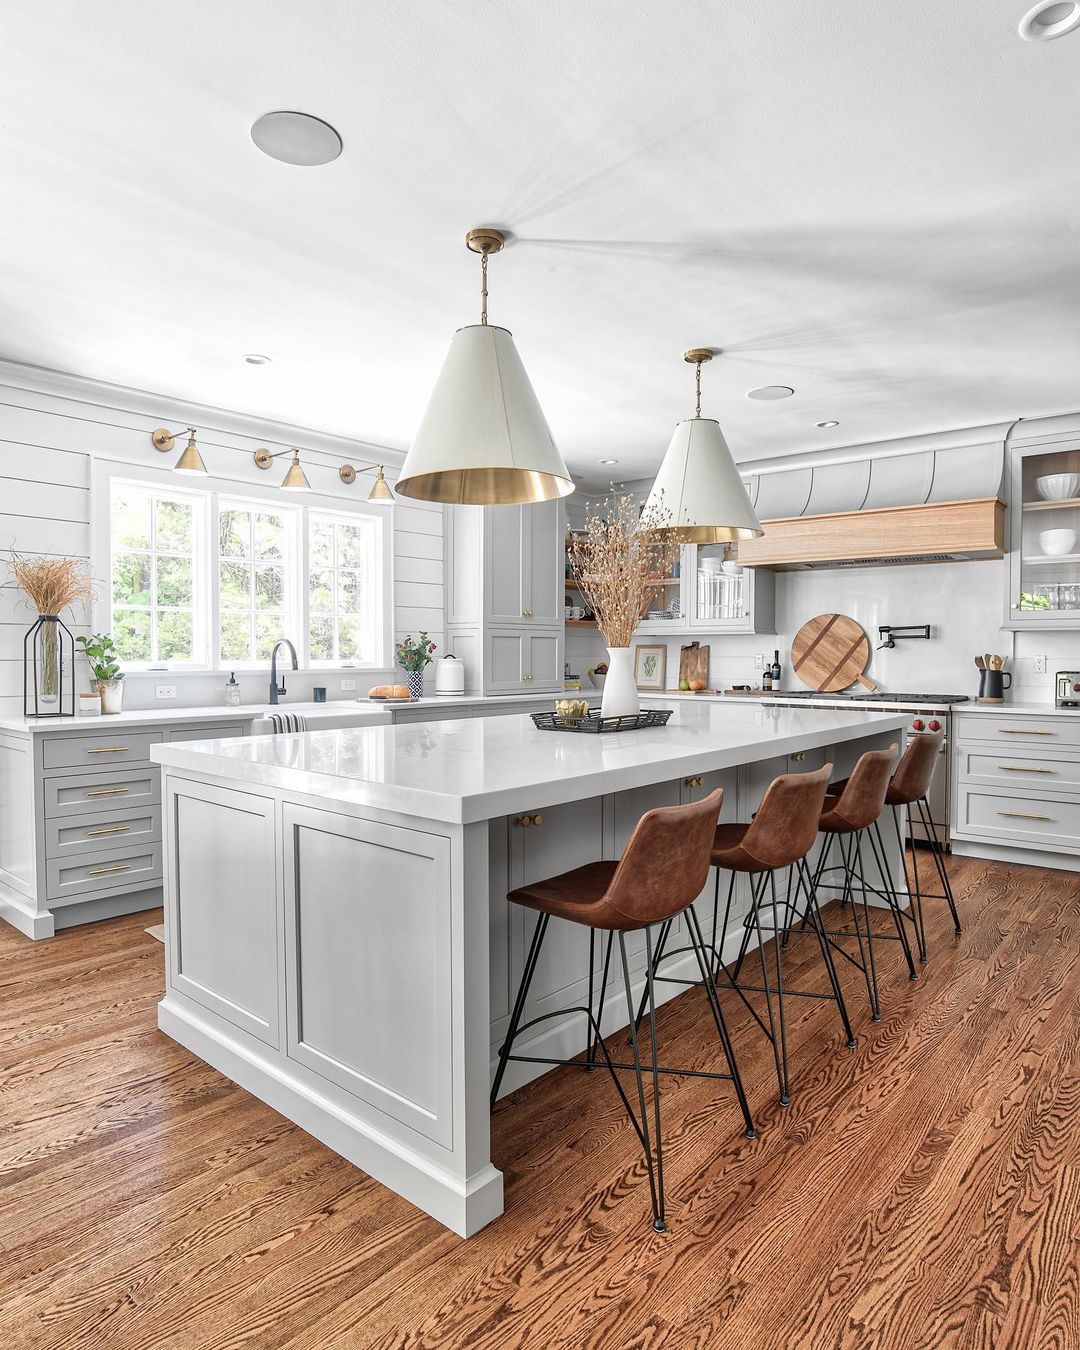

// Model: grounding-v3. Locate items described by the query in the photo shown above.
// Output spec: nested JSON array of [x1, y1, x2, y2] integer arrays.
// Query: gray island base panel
[[152, 703, 910, 1238]]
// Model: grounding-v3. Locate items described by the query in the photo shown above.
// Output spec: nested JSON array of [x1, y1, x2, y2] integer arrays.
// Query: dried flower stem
[[9, 553, 95, 616], [569, 496, 680, 648]]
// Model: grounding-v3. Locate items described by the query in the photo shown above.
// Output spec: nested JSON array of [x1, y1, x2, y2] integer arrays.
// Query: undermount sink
[[248, 702, 392, 734]]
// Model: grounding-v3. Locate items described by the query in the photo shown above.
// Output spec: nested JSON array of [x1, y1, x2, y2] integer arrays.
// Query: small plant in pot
[[395, 632, 436, 700], [76, 634, 125, 714]]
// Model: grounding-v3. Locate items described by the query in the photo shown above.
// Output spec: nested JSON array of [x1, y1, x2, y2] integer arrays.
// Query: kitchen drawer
[[953, 784, 1080, 854], [165, 722, 248, 743], [956, 745, 1080, 793], [45, 808, 161, 858], [44, 766, 162, 819], [42, 729, 162, 771], [46, 843, 162, 905], [955, 713, 1080, 752]]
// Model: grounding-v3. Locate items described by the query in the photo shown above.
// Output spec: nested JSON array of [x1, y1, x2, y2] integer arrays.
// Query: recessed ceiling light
[[243, 353, 271, 365], [250, 111, 343, 166], [816, 420, 840, 428], [747, 385, 795, 401], [599, 458, 619, 465], [1019, 0, 1080, 40]]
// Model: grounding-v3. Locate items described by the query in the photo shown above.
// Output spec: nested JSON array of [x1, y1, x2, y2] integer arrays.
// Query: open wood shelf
[[1023, 497, 1080, 512], [565, 618, 598, 627]]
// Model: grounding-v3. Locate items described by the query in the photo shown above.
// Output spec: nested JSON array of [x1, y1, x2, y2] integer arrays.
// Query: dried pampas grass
[[569, 495, 680, 649], [9, 553, 95, 616]]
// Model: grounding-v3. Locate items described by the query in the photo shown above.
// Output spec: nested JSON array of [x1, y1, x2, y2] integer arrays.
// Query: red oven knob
[[928, 719, 941, 732], [1073, 683, 1080, 694], [911, 718, 924, 731]]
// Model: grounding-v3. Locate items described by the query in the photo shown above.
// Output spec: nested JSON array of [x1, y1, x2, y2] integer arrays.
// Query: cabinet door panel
[[525, 631, 562, 690], [525, 500, 561, 624], [486, 632, 526, 691], [511, 799, 604, 1032], [485, 506, 525, 623]]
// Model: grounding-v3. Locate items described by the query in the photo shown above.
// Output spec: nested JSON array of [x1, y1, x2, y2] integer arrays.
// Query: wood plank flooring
[[0, 853, 1077, 1349]]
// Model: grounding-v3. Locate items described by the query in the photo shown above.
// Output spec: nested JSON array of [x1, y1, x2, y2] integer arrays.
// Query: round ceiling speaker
[[250, 111, 343, 166]]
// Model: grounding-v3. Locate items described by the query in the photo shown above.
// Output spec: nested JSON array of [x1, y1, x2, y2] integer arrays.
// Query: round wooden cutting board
[[791, 613, 877, 692]]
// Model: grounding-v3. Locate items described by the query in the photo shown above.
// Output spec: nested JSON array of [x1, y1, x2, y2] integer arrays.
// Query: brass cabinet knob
[[532, 814, 543, 826], [514, 815, 533, 828], [683, 775, 704, 787], [791, 752, 806, 762]]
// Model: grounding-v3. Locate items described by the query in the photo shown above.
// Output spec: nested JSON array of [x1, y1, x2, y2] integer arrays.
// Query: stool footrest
[[503, 1052, 735, 1085]]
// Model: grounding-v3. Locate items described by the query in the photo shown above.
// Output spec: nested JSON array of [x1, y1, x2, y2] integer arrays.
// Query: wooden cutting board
[[791, 614, 877, 692], [678, 641, 710, 689]]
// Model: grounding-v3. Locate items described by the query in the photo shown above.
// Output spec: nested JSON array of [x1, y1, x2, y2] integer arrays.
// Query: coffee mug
[[569, 606, 585, 620], [313, 687, 327, 703]]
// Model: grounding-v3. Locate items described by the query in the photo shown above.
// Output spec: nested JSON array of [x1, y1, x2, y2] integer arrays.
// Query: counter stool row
[[491, 729, 959, 1232]]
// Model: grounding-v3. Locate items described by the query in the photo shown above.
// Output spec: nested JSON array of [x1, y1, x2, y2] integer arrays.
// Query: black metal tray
[[531, 709, 673, 734]]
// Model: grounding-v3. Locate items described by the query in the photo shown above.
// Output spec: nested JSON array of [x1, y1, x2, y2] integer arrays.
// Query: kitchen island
[[152, 702, 909, 1236]]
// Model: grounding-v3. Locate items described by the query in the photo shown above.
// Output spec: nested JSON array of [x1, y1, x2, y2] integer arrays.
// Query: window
[[308, 511, 382, 666], [218, 500, 298, 665], [109, 482, 207, 667], [105, 476, 388, 672]]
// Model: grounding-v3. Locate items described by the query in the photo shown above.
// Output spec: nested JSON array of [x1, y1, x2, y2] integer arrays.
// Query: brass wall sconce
[[254, 446, 311, 491], [151, 426, 207, 475]]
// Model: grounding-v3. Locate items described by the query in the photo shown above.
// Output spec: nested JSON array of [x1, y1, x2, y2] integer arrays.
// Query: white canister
[[434, 654, 466, 696]]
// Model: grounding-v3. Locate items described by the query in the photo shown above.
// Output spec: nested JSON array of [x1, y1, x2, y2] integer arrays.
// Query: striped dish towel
[[268, 711, 308, 734]]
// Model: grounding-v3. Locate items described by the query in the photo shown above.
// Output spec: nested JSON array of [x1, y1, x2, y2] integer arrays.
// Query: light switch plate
[[340, 678, 357, 691], [1033, 655, 1047, 674], [155, 684, 177, 700]]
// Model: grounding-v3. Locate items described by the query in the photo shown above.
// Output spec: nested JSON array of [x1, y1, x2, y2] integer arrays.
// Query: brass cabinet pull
[[996, 728, 1053, 736], [85, 746, 130, 754], [522, 674, 534, 681], [514, 814, 543, 827], [87, 825, 131, 836], [684, 776, 704, 787], [997, 811, 1051, 821], [997, 764, 1053, 773], [85, 787, 129, 797], [791, 752, 806, 763], [88, 863, 132, 875], [522, 609, 534, 617]]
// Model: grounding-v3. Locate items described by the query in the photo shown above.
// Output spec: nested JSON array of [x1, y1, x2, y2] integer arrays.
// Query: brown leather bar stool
[[886, 729, 960, 959], [803, 745, 917, 1022], [702, 764, 857, 1108], [490, 789, 755, 1233]]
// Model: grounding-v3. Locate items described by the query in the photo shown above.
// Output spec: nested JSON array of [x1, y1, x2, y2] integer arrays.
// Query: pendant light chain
[[694, 359, 703, 418], [481, 250, 489, 325]]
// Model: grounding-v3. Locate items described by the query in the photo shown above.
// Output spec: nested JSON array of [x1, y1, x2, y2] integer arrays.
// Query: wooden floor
[[1, 854, 1077, 1349]]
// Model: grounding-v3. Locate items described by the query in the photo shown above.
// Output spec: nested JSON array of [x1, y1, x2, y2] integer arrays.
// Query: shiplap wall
[[0, 361, 444, 715]]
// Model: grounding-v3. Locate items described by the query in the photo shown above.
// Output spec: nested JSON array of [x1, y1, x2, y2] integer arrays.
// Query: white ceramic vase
[[600, 647, 639, 719]]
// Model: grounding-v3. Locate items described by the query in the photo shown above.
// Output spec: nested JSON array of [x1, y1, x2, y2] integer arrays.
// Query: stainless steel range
[[769, 691, 969, 847]]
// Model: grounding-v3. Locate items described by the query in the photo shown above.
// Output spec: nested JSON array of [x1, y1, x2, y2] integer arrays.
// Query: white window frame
[[95, 462, 394, 675], [105, 477, 211, 671], [305, 507, 387, 670]]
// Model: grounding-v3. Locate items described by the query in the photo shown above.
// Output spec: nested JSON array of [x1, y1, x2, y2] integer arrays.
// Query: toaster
[[1056, 670, 1080, 708]]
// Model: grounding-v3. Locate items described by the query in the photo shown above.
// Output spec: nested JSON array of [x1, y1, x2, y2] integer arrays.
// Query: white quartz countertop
[[0, 691, 561, 735], [151, 701, 910, 825]]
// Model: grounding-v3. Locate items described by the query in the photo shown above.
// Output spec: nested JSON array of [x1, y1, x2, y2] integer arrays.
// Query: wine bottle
[[771, 649, 782, 690]]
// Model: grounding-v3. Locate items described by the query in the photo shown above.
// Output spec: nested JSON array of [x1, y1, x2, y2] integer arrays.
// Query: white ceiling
[[2, 1, 1079, 483]]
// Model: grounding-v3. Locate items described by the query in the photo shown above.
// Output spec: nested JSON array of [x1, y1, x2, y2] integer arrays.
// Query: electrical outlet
[[754, 653, 766, 670], [340, 678, 357, 692], [1033, 655, 1047, 674], [155, 684, 177, 700]]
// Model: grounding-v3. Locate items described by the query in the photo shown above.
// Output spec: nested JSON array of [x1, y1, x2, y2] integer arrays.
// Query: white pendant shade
[[396, 324, 574, 505], [643, 418, 763, 543]]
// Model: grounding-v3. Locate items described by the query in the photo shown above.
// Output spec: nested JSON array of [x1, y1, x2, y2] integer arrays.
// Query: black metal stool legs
[[491, 913, 550, 1106]]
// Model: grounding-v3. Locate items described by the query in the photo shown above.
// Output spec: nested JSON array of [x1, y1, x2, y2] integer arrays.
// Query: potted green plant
[[76, 633, 125, 714], [395, 632, 436, 700]]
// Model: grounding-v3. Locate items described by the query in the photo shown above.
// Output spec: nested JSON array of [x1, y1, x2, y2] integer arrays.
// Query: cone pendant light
[[395, 229, 574, 505], [643, 350, 763, 544]]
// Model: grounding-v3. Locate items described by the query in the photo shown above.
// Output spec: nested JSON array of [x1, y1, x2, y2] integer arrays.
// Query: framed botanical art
[[634, 643, 666, 690]]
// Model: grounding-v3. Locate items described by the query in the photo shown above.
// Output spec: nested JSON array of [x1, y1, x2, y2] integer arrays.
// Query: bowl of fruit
[[678, 678, 708, 693], [588, 662, 608, 691]]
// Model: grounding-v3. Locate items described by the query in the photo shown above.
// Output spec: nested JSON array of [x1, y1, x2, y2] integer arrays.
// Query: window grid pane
[[217, 503, 293, 667], [307, 512, 378, 666], [110, 483, 199, 666]]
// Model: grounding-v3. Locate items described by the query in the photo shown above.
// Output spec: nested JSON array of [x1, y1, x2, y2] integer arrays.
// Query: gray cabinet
[[1004, 416, 1080, 630], [634, 544, 776, 637], [446, 500, 564, 694]]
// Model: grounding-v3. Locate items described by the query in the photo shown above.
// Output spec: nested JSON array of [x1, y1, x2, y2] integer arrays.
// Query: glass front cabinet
[[635, 545, 775, 636], [1007, 433, 1080, 629]]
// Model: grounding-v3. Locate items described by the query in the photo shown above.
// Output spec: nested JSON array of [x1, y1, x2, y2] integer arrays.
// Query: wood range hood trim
[[738, 496, 1006, 570]]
